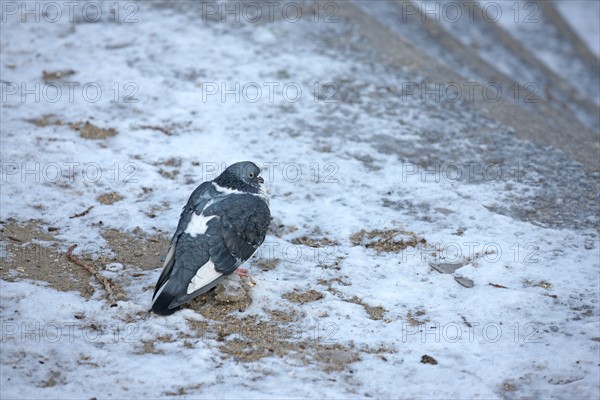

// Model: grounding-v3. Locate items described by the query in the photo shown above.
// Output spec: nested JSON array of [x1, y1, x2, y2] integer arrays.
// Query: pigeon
[[151, 161, 271, 315]]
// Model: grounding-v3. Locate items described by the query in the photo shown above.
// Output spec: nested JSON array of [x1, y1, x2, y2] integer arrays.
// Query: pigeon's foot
[[234, 268, 256, 287], [234, 268, 250, 277]]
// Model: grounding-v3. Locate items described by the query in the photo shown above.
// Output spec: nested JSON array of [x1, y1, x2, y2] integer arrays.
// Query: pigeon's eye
[[249, 172, 255, 178]]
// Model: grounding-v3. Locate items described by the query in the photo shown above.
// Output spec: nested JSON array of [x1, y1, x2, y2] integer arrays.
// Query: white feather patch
[[153, 279, 169, 302], [213, 181, 269, 202], [185, 212, 217, 237], [163, 245, 175, 269], [187, 260, 222, 294], [212, 182, 243, 195]]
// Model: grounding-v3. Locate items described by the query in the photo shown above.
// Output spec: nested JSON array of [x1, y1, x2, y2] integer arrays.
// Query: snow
[[1, 1, 599, 399], [556, 0, 600, 57]]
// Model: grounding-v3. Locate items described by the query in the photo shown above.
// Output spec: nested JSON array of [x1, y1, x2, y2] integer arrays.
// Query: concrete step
[[354, 0, 599, 132], [538, 0, 600, 102], [342, 1, 599, 170]]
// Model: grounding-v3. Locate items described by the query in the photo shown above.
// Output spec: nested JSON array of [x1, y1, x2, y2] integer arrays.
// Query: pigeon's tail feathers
[[151, 273, 226, 315], [151, 245, 178, 315], [151, 282, 179, 315], [152, 255, 227, 315], [153, 246, 175, 300]]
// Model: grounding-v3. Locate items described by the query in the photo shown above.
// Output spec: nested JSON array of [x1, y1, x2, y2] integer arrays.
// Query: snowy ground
[[1, 1, 599, 399]]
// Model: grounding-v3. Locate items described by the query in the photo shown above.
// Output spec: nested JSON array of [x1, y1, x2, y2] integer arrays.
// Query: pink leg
[[234, 268, 250, 277]]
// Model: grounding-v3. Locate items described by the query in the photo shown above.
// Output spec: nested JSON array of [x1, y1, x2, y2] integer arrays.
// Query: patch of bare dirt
[[42, 69, 76, 82], [318, 256, 345, 271], [158, 169, 179, 180], [267, 217, 298, 237], [406, 309, 429, 326], [314, 279, 384, 320], [345, 296, 386, 320], [290, 236, 339, 247], [317, 276, 351, 287], [1, 221, 168, 299], [312, 343, 361, 372], [27, 116, 117, 140], [163, 384, 203, 396], [27, 114, 64, 127], [350, 228, 426, 253], [143, 200, 171, 219], [101, 228, 169, 270], [252, 257, 281, 271], [184, 314, 293, 360], [134, 340, 165, 355], [522, 279, 552, 290], [283, 289, 324, 303], [69, 121, 118, 139], [267, 308, 304, 323], [1, 220, 97, 298], [215, 319, 297, 362], [160, 157, 182, 168], [185, 312, 362, 371], [96, 192, 124, 205], [501, 380, 518, 393], [180, 291, 364, 370], [153, 158, 182, 180], [38, 370, 62, 387]]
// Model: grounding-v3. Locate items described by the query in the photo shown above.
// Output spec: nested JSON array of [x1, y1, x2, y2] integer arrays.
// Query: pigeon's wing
[[205, 193, 271, 275], [151, 182, 218, 314]]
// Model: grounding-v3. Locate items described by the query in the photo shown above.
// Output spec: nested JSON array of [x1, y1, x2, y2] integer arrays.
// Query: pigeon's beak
[[258, 176, 264, 184]]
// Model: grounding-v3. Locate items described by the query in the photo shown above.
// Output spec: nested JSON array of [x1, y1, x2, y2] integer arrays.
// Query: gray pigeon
[[152, 161, 271, 315]]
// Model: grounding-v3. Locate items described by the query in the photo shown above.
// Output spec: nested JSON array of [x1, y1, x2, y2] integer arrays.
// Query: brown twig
[[488, 283, 558, 299], [66, 244, 117, 304], [69, 206, 94, 219], [488, 283, 508, 289], [139, 125, 172, 136]]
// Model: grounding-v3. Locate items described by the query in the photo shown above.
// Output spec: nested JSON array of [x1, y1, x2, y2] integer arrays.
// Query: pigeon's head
[[215, 161, 266, 195]]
